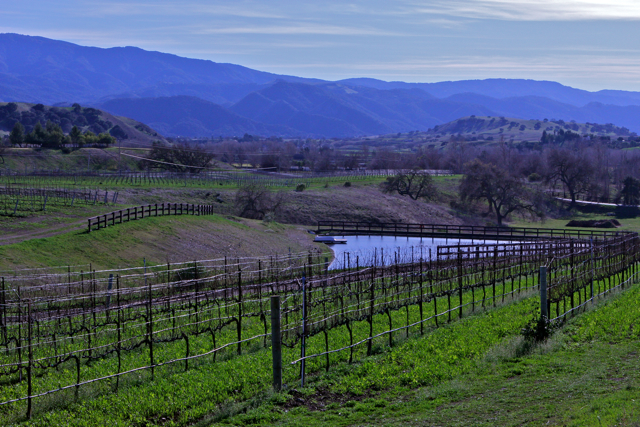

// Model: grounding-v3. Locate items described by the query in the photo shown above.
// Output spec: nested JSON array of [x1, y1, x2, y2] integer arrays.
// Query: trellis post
[[540, 266, 548, 319], [271, 296, 282, 391]]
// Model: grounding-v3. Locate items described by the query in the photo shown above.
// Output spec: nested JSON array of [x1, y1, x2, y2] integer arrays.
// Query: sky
[[2, 0, 640, 91]]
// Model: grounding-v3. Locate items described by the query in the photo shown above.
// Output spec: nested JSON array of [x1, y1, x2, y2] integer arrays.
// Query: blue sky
[[3, 1, 640, 91]]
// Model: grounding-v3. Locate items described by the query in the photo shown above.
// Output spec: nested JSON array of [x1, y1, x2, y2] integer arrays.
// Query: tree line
[[2, 102, 119, 149]]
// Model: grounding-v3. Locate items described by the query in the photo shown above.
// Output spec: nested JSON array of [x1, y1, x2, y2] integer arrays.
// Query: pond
[[325, 234, 512, 270]]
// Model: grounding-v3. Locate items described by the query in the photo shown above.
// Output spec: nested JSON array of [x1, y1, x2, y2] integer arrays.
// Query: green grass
[[0, 213, 324, 270], [513, 213, 640, 234], [241, 278, 640, 427], [1, 273, 538, 426], [1, 171, 391, 193], [2, 246, 636, 426]]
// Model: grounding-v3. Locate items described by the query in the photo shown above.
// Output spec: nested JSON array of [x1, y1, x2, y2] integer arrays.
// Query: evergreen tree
[[43, 120, 64, 148], [619, 177, 640, 206], [9, 122, 24, 147], [25, 122, 46, 146], [69, 125, 84, 147]]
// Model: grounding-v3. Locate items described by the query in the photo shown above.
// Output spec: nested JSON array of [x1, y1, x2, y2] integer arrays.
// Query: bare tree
[[545, 148, 595, 209], [460, 159, 543, 226], [381, 169, 436, 200], [144, 142, 216, 173], [234, 183, 287, 220]]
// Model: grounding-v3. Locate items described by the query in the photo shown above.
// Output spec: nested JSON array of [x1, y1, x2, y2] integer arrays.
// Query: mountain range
[[2, 33, 640, 138]]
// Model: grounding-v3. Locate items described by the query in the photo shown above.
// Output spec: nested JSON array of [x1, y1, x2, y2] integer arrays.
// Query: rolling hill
[[0, 102, 166, 145], [343, 116, 636, 151], [99, 96, 294, 138]]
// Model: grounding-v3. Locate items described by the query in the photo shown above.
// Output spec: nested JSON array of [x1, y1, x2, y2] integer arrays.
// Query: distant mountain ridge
[[0, 33, 317, 106], [2, 33, 640, 137], [338, 78, 640, 107]]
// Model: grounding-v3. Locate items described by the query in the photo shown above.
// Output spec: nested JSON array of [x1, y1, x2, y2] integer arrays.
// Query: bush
[[295, 184, 306, 192], [344, 181, 351, 187], [528, 173, 542, 182], [521, 316, 558, 342], [615, 205, 640, 219]]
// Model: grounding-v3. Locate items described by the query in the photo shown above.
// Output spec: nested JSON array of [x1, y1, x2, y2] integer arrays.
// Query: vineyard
[[0, 184, 115, 216], [0, 230, 638, 423], [0, 168, 452, 190]]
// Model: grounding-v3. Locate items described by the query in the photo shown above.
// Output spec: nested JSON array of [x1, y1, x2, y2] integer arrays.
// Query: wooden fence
[[316, 220, 630, 241], [87, 203, 216, 232]]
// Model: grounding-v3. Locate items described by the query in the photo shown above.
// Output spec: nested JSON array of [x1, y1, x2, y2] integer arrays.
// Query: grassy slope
[[224, 280, 640, 427], [0, 175, 467, 244], [512, 208, 640, 234], [1, 147, 139, 172], [0, 214, 326, 270]]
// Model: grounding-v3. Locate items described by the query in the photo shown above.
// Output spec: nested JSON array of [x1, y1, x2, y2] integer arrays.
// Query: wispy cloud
[[199, 24, 401, 36], [403, 0, 640, 21], [255, 54, 640, 89], [0, 27, 184, 49], [80, 1, 286, 19]]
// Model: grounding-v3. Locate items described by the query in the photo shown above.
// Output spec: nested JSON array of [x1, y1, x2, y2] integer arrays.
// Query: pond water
[[326, 235, 511, 270]]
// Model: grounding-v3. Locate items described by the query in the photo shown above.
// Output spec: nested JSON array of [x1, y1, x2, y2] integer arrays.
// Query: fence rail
[[317, 221, 630, 240], [87, 203, 217, 232]]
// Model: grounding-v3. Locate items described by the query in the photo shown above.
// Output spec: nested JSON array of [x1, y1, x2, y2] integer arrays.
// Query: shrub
[[616, 205, 640, 219], [344, 181, 351, 187], [528, 173, 542, 182], [521, 316, 558, 342], [295, 184, 306, 192]]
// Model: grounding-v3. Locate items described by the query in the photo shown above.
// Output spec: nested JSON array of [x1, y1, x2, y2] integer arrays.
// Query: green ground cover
[[514, 213, 640, 234], [0, 214, 324, 270], [250, 279, 640, 427], [1, 273, 539, 426]]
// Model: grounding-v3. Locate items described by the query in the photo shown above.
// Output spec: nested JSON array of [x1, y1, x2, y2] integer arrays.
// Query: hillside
[[100, 82, 496, 138], [341, 116, 638, 150], [427, 116, 635, 142], [0, 102, 166, 145], [99, 96, 295, 138]]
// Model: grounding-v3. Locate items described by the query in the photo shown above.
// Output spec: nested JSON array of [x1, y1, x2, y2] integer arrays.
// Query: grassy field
[[0, 213, 326, 270], [221, 278, 640, 427], [512, 207, 640, 234], [7, 268, 637, 426]]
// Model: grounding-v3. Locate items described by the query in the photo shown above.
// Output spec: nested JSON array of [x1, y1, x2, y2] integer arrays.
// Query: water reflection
[[326, 235, 509, 270]]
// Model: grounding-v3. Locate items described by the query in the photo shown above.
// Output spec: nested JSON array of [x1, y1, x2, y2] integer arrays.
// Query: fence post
[[106, 273, 113, 309], [590, 238, 594, 300], [540, 266, 548, 319], [27, 300, 33, 419], [271, 296, 282, 391], [457, 252, 463, 319], [301, 272, 306, 387]]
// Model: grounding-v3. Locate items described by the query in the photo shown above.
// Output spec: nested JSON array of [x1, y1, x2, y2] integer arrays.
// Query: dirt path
[[0, 218, 87, 246]]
